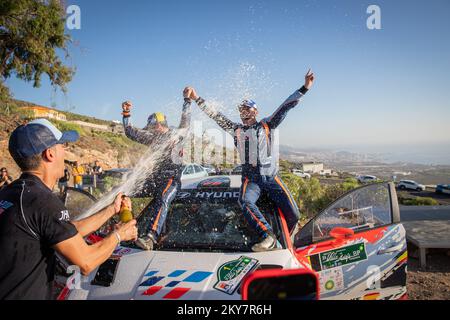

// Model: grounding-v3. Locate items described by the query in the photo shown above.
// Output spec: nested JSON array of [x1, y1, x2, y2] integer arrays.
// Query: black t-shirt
[[0, 173, 78, 300]]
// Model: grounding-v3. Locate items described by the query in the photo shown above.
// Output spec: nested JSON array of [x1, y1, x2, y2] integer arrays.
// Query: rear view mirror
[[241, 269, 319, 300], [329, 227, 354, 240]]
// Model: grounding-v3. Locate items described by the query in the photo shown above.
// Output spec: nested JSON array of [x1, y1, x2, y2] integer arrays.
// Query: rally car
[[59, 176, 408, 300]]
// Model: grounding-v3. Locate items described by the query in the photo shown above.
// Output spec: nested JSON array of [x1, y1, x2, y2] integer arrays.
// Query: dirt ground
[[407, 246, 450, 300]]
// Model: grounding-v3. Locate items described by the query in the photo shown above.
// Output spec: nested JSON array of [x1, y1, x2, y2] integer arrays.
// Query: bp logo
[[325, 280, 335, 291], [213, 256, 258, 295]]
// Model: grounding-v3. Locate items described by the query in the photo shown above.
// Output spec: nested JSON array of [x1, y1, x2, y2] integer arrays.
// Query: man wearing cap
[[121, 89, 191, 250], [0, 119, 138, 299], [185, 69, 315, 251]]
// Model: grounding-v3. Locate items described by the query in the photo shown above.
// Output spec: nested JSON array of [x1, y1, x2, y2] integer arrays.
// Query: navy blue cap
[[239, 99, 258, 110], [8, 119, 79, 159]]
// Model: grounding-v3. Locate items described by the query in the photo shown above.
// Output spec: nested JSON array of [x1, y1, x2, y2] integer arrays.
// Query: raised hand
[[183, 86, 199, 100], [122, 100, 132, 113], [304, 69, 315, 90]]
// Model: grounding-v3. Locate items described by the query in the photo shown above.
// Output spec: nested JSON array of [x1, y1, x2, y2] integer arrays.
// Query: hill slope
[[0, 101, 145, 179]]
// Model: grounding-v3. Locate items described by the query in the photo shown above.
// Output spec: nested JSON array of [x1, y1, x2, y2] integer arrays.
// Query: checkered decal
[[136, 269, 213, 299]]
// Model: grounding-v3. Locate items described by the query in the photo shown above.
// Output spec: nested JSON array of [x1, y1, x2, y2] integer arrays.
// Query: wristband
[[195, 97, 205, 105], [299, 86, 309, 95], [114, 232, 121, 244]]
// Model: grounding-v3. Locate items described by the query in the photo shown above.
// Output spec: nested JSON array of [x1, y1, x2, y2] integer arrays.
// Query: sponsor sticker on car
[[309, 243, 368, 271], [214, 256, 259, 295], [319, 267, 345, 293]]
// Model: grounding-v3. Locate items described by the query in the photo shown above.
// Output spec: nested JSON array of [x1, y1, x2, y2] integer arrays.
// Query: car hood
[[68, 248, 301, 300]]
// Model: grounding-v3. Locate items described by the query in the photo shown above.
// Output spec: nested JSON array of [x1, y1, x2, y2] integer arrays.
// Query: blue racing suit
[[195, 87, 308, 238], [122, 99, 191, 237]]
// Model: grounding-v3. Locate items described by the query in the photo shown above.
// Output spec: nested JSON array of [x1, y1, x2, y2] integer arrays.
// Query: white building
[[300, 162, 324, 174]]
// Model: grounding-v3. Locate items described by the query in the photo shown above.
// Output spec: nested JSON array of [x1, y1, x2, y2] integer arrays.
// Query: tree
[[0, 0, 74, 102]]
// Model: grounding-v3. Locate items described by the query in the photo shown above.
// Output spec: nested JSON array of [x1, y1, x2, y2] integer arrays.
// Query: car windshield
[[135, 190, 284, 252]]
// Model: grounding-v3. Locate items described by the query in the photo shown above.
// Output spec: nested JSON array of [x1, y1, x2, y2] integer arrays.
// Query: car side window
[[194, 165, 203, 173], [310, 184, 393, 243], [184, 165, 194, 175]]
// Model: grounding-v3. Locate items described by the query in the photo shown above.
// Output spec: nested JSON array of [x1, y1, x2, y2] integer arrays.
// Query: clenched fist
[[183, 86, 199, 101], [121, 101, 132, 116]]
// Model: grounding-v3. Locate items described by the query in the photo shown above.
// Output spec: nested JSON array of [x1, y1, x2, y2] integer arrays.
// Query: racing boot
[[135, 232, 157, 251], [251, 234, 277, 252]]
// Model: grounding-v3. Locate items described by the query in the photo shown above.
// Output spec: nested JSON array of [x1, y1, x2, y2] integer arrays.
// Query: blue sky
[[6, 0, 450, 162]]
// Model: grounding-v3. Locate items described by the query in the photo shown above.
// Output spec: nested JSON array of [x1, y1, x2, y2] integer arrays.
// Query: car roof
[[181, 175, 242, 190]]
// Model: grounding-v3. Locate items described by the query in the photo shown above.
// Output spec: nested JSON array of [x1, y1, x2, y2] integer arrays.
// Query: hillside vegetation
[[0, 100, 145, 179]]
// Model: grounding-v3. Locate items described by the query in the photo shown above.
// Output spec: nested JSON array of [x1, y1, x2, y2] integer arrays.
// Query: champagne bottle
[[119, 195, 133, 223]]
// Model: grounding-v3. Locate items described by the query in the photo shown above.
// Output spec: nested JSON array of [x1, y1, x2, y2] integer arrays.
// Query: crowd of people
[[55, 159, 104, 193], [0, 69, 314, 299]]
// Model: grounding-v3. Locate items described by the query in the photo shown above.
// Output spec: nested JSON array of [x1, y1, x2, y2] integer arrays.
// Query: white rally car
[[59, 176, 408, 300]]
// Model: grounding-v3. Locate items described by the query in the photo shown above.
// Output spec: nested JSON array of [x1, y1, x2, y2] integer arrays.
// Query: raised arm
[[184, 86, 237, 134], [121, 101, 158, 145], [265, 69, 315, 129]]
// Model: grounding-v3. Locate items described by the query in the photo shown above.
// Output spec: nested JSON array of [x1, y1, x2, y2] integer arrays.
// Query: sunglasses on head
[[238, 105, 255, 112]]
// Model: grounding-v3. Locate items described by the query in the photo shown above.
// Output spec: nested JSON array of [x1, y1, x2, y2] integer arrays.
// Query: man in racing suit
[[121, 90, 191, 250], [185, 69, 315, 251]]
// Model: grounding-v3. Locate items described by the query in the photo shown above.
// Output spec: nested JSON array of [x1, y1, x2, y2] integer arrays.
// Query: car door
[[193, 165, 206, 178], [294, 182, 407, 300]]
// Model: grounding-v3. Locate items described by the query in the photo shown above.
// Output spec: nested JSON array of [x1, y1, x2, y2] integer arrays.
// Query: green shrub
[[51, 119, 84, 136], [131, 197, 152, 217], [279, 173, 362, 220], [400, 197, 438, 206]]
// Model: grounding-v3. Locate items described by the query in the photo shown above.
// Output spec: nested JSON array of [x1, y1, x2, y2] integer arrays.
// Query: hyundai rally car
[[59, 175, 408, 300]]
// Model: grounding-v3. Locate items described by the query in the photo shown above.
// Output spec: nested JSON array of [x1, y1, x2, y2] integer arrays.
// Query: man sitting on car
[[184, 69, 315, 251]]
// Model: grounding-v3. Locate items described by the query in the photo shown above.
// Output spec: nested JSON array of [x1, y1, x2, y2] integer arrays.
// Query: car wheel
[[416, 188, 422, 192], [399, 185, 406, 190]]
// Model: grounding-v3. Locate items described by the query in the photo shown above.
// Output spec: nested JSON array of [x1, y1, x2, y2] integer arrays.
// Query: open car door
[[294, 182, 407, 300]]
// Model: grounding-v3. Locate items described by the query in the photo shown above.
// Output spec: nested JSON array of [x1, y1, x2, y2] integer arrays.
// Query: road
[[400, 205, 450, 222], [183, 175, 450, 222]]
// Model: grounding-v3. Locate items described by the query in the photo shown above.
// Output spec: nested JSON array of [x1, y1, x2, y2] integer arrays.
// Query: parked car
[[202, 165, 217, 175], [292, 169, 311, 179], [231, 165, 242, 175], [357, 175, 377, 184], [436, 184, 450, 195], [102, 168, 132, 179], [397, 180, 425, 191], [181, 163, 209, 181]]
